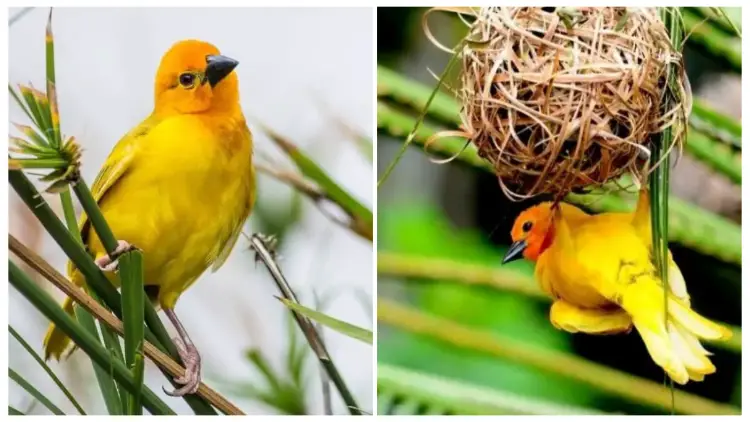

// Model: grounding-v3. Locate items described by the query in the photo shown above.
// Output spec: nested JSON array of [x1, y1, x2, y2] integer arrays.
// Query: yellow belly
[[536, 251, 611, 308]]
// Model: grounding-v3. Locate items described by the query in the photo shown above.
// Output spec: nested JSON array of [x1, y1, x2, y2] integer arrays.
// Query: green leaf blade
[[118, 250, 145, 415], [75, 304, 124, 415], [263, 127, 373, 241], [18, 86, 47, 137], [45, 9, 62, 148], [9, 367, 66, 415], [278, 298, 372, 344], [9, 325, 87, 415]]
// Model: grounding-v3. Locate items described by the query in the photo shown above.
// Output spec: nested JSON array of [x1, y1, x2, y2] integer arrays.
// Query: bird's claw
[[163, 337, 201, 397], [95, 240, 134, 272]]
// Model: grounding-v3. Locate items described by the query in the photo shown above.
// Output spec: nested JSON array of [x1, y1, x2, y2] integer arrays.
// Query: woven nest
[[426, 7, 691, 200]]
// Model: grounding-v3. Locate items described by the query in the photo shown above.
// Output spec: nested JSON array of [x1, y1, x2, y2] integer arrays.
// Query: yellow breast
[[535, 223, 616, 309], [536, 252, 608, 307]]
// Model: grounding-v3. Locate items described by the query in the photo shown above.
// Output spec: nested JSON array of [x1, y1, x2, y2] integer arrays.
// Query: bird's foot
[[163, 337, 201, 396], [94, 240, 134, 272]]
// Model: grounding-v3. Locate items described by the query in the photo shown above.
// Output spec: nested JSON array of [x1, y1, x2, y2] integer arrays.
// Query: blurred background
[[376, 7, 741, 415], [8, 7, 373, 415]]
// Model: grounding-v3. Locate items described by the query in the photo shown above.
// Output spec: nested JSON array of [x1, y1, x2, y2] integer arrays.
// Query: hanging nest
[[425, 7, 691, 200]]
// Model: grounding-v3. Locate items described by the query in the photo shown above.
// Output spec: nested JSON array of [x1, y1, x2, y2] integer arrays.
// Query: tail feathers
[[635, 320, 689, 384], [668, 295, 732, 341], [628, 187, 691, 306], [667, 322, 716, 381], [667, 257, 690, 306], [625, 281, 730, 384], [632, 318, 716, 385], [42, 297, 76, 361]]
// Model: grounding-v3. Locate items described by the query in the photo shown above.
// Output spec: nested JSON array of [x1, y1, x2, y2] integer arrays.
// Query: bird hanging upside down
[[43, 39, 256, 396], [503, 188, 731, 384]]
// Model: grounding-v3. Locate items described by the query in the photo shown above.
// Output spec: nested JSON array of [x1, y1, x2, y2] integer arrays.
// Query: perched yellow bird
[[43, 39, 255, 395], [503, 188, 731, 384]]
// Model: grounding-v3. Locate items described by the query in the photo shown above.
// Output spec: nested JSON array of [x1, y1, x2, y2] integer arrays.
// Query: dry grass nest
[[425, 7, 692, 200]]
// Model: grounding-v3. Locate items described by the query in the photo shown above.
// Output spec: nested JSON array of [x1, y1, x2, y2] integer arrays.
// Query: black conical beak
[[205, 54, 239, 88], [502, 240, 527, 264]]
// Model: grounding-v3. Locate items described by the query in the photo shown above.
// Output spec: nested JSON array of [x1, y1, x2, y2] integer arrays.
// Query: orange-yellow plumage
[[42, 39, 255, 386], [505, 189, 731, 384]]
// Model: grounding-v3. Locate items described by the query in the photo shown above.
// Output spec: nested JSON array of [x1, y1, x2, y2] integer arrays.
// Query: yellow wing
[[568, 188, 691, 304], [66, 115, 159, 277], [630, 187, 652, 247], [629, 188, 690, 304], [209, 219, 244, 272], [209, 128, 256, 272], [208, 207, 248, 273], [552, 204, 654, 302]]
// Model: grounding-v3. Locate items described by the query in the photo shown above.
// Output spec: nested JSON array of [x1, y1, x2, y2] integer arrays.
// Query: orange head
[[502, 202, 556, 264], [153, 39, 240, 115]]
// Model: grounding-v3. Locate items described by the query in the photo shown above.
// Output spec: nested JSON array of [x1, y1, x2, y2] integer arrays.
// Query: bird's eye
[[522, 221, 533, 232], [178, 73, 196, 88]]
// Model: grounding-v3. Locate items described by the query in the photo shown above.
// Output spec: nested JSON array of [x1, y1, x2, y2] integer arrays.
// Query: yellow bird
[[503, 188, 731, 384], [43, 39, 255, 396]]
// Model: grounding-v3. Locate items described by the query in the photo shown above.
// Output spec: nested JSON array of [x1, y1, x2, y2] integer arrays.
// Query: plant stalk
[[249, 233, 363, 415], [377, 45, 463, 189], [75, 304, 125, 415], [118, 251, 146, 415]]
